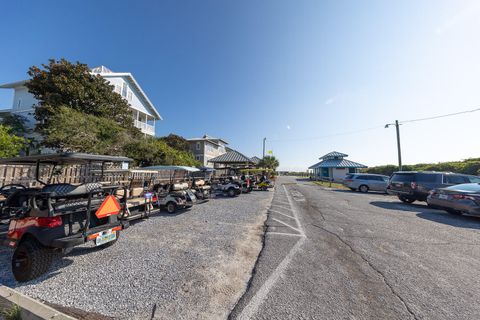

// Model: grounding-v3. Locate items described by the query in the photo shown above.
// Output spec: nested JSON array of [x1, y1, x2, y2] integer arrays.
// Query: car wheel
[[446, 209, 462, 216], [95, 230, 120, 249], [166, 202, 177, 213], [228, 188, 236, 197], [359, 185, 369, 193], [398, 195, 415, 203], [12, 238, 52, 282]]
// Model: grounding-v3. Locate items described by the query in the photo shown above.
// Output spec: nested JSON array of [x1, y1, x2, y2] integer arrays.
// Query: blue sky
[[1, 0, 480, 170]]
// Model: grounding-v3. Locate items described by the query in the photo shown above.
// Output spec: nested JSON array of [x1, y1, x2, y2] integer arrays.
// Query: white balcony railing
[[134, 120, 155, 135]]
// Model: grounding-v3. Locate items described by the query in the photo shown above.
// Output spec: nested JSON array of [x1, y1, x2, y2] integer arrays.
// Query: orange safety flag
[[95, 195, 122, 218]]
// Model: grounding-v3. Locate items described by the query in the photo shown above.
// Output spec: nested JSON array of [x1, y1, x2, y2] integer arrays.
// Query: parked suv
[[387, 171, 480, 203], [343, 174, 390, 193]]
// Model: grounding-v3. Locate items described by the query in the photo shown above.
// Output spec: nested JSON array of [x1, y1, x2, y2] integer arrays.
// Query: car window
[[373, 176, 384, 181], [391, 174, 415, 183], [416, 173, 439, 183], [382, 177, 389, 182], [345, 174, 354, 179], [446, 183, 480, 193], [445, 175, 469, 184], [467, 176, 480, 183]]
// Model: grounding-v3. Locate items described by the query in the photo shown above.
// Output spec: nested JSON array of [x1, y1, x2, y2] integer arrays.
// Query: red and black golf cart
[[0, 153, 132, 282]]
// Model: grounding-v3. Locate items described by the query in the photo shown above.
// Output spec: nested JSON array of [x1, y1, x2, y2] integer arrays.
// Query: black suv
[[387, 171, 480, 203]]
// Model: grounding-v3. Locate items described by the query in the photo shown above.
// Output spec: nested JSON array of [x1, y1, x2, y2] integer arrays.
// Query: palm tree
[[258, 156, 280, 170]]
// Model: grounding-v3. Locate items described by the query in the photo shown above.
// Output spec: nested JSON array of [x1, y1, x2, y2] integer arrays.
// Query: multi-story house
[[187, 135, 228, 167], [0, 65, 161, 136]]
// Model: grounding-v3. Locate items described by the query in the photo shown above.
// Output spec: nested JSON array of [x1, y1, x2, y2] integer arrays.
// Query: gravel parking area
[[0, 190, 273, 319]]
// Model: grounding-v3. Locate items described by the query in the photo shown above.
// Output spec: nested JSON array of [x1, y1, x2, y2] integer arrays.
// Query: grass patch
[[2, 304, 22, 320], [313, 181, 348, 189]]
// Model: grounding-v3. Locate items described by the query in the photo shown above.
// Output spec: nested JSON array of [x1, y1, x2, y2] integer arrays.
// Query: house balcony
[[134, 119, 155, 136]]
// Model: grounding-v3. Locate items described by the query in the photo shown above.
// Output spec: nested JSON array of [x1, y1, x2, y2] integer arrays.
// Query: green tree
[[159, 133, 191, 152], [124, 137, 199, 167], [43, 107, 131, 155], [258, 156, 280, 170], [0, 125, 26, 157], [26, 59, 139, 138]]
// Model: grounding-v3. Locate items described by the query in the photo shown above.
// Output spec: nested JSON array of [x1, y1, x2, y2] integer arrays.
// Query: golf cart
[[212, 176, 241, 197], [102, 169, 163, 221], [143, 166, 197, 213], [190, 167, 215, 202], [0, 153, 131, 282]]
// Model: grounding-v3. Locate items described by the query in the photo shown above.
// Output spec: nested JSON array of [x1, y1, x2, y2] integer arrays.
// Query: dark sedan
[[427, 183, 480, 216]]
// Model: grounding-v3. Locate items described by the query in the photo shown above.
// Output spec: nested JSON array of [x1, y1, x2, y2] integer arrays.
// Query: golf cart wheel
[[166, 202, 177, 213], [12, 238, 52, 282], [399, 195, 415, 204], [359, 185, 369, 193], [227, 188, 236, 197], [95, 231, 120, 249]]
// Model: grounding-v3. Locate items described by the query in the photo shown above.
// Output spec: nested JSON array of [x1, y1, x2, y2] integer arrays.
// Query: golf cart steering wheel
[[0, 184, 26, 197]]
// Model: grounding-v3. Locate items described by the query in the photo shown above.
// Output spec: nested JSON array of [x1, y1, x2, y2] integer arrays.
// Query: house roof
[[92, 66, 162, 120], [208, 150, 254, 164], [0, 66, 162, 120], [187, 134, 228, 145], [309, 158, 367, 169], [250, 156, 261, 164], [320, 151, 348, 159]]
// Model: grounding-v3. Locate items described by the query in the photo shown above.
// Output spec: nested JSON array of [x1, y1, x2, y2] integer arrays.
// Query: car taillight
[[36, 216, 63, 228], [411, 182, 418, 189], [452, 194, 476, 201]]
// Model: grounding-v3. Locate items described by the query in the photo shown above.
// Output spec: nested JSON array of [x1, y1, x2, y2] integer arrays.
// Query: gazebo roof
[[309, 158, 367, 169], [208, 150, 254, 164], [320, 151, 348, 159], [250, 156, 261, 165]]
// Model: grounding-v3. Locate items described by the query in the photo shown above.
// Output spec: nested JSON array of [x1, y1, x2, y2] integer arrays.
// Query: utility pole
[[385, 120, 402, 171], [262, 137, 266, 158]]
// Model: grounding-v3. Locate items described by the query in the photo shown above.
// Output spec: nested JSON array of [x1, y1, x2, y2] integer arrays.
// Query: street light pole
[[385, 120, 402, 171], [262, 137, 266, 158]]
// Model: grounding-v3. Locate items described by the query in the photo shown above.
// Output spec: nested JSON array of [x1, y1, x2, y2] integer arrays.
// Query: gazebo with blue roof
[[309, 151, 367, 181]]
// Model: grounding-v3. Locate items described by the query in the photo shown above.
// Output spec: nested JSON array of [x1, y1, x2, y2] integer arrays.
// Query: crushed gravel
[[0, 190, 273, 319]]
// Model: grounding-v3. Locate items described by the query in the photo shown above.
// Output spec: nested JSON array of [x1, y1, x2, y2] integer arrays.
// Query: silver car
[[343, 173, 390, 193]]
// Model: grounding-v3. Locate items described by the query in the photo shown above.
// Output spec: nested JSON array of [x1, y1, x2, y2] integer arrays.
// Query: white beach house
[[0, 65, 161, 136]]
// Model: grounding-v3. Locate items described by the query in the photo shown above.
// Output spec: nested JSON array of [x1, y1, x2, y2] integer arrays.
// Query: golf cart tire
[[227, 188, 236, 197], [12, 237, 52, 282], [95, 231, 120, 249], [166, 202, 177, 213]]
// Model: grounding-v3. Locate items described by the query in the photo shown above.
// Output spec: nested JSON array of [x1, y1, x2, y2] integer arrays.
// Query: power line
[[268, 106, 480, 143], [399, 107, 480, 124]]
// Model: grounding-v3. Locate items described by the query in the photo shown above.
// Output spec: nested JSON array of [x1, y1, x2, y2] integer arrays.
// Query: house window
[[127, 91, 132, 101], [122, 81, 128, 97], [196, 142, 200, 150], [195, 156, 201, 161]]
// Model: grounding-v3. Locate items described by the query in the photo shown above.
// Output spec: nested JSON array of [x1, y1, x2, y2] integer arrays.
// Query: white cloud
[[435, 2, 480, 34], [324, 97, 336, 105]]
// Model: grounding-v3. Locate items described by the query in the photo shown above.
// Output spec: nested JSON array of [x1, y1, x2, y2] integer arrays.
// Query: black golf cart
[[0, 153, 132, 282]]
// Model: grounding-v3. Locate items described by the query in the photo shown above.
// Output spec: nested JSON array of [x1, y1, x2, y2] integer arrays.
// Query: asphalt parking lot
[[0, 190, 273, 320], [231, 177, 480, 320]]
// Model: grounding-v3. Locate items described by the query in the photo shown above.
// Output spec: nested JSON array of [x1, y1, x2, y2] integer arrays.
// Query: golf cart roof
[[143, 165, 200, 172], [0, 153, 133, 165]]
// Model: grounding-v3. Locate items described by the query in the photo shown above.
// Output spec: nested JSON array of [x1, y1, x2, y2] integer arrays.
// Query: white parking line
[[270, 204, 293, 212], [272, 218, 303, 234], [269, 209, 295, 219], [267, 232, 303, 237], [237, 185, 306, 320]]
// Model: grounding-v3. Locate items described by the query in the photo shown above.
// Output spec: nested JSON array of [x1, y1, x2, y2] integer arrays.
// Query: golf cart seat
[[42, 183, 103, 197], [172, 183, 188, 191]]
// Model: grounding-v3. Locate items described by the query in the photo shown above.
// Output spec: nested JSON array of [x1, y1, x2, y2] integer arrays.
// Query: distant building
[[309, 151, 367, 181], [187, 134, 228, 167], [0, 65, 161, 137]]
